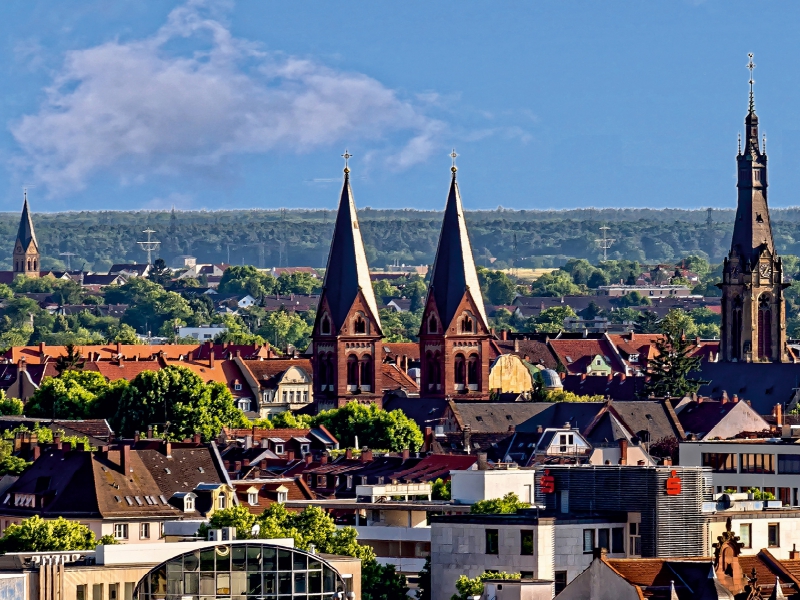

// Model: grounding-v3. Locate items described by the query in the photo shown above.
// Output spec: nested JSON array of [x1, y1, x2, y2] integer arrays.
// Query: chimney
[[305, 453, 313, 464], [514, 339, 520, 353], [402, 448, 410, 460], [508, 424, 515, 433], [163, 440, 172, 458], [321, 453, 328, 465], [537, 425, 543, 434], [76, 442, 85, 452], [62, 442, 72, 452], [501, 329, 508, 341], [618, 439, 628, 465], [121, 444, 131, 474], [193, 432, 201, 444], [134, 431, 140, 443], [32, 445, 40, 461], [260, 459, 267, 471], [242, 459, 250, 468], [662, 458, 672, 466], [477, 452, 489, 470], [234, 460, 242, 472], [116, 341, 121, 355], [39, 342, 45, 357], [209, 349, 215, 369], [245, 435, 253, 450], [17, 358, 26, 373], [463, 425, 472, 454], [776, 404, 783, 430], [791, 544, 800, 560], [361, 448, 373, 463], [721, 395, 728, 405], [261, 438, 269, 449], [147, 425, 153, 439], [732, 394, 739, 403], [345, 448, 353, 460], [54, 434, 62, 450], [224, 460, 231, 470], [286, 450, 295, 461]]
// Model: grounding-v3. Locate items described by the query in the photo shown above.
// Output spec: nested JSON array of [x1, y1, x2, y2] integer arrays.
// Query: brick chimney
[[361, 448, 373, 463], [321, 453, 328, 465], [463, 425, 472, 454], [134, 431, 140, 443], [193, 432, 201, 444], [234, 460, 242, 472], [209, 349, 215, 368], [286, 450, 295, 461], [163, 440, 172, 458], [62, 442, 72, 452], [790, 544, 800, 560], [121, 444, 131, 474], [662, 457, 672, 466], [401, 448, 410, 460], [618, 439, 628, 465], [345, 448, 353, 460], [32, 445, 40, 461], [147, 425, 153, 439], [17, 358, 26, 373], [721, 395, 728, 405], [305, 453, 313, 464], [76, 442, 85, 452], [54, 434, 62, 450], [776, 404, 783, 430], [243, 459, 250, 468]]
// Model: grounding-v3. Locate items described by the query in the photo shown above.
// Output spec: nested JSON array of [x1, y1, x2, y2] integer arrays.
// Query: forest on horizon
[[4, 206, 800, 272]]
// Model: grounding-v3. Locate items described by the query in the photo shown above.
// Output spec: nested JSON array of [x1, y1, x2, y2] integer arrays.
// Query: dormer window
[[321, 315, 331, 335], [248, 491, 258, 506], [218, 495, 227, 510], [275, 444, 284, 455], [301, 444, 310, 455], [277, 490, 288, 503], [237, 399, 250, 412], [234, 382, 242, 391], [184, 495, 195, 512], [629, 354, 639, 364]]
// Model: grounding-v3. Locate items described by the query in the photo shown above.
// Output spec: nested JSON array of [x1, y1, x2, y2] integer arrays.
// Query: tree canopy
[[314, 401, 424, 452], [470, 492, 530, 515], [0, 516, 116, 552]]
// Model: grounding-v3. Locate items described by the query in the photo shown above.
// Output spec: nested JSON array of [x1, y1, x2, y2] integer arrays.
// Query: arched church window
[[732, 295, 743, 361], [428, 315, 438, 334], [454, 354, 466, 387], [758, 293, 772, 360], [325, 352, 335, 386], [460, 316, 473, 334], [359, 355, 372, 388], [353, 314, 366, 335], [33, 260, 37, 271], [346, 355, 359, 387], [321, 315, 331, 335], [467, 353, 480, 388]]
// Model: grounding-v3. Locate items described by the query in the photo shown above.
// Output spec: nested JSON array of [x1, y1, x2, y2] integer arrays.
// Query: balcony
[[355, 482, 432, 502]]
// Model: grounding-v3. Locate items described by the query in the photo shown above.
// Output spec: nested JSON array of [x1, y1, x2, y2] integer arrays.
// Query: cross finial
[[341, 149, 352, 174], [747, 53, 756, 113], [450, 148, 458, 175]]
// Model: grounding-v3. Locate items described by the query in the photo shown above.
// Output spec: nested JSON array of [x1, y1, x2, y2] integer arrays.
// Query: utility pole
[[136, 229, 161, 265], [596, 225, 615, 262], [59, 252, 75, 271]]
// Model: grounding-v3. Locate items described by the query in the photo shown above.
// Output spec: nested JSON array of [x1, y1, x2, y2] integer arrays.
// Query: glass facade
[[133, 543, 347, 600]]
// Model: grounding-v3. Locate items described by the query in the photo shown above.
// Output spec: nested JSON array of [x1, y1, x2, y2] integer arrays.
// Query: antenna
[[59, 252, 75, 271], [136, 229, 161, 265], [596, 225, 615, 262]]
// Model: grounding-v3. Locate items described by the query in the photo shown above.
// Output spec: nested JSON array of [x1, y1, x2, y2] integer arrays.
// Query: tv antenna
[[136, 229, 161, 265], [596, 225, 615, 262], [59, 252, 75, 271]]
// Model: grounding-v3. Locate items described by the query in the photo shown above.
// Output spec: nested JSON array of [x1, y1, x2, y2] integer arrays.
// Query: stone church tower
[[311, 157, 384, 406], [419, 158, 492, 398], [720, 56, 789, 362], [13, 191, 39, 278]]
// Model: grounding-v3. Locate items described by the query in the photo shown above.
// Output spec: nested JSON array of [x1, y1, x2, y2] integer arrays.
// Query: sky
[[3, 1, 800, 213]]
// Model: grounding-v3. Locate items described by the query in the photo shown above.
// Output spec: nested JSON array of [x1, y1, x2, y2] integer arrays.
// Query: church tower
[[419, 153, 492, 398], [311, 153, 384, 407], [720, 54, 789, 362], [13, 191, 39, 278]]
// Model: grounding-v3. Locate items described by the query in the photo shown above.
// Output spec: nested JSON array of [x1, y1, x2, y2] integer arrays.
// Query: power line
[[136, 229, 161, 265], [596, 224, 615, 262]]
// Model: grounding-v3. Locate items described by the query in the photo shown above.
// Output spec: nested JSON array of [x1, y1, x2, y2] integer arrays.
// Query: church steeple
[[720, 54, 789, 363], [419, 152, 492, 398], [311, 152, 384, 407], [13, 190, 39, 278]]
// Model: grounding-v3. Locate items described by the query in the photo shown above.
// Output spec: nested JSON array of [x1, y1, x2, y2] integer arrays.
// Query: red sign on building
[[665, 470, 681, 496], [540, 470, 555, 494]]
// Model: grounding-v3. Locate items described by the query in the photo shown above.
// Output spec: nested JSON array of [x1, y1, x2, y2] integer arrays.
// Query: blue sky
[[3, 1, 800, 212]]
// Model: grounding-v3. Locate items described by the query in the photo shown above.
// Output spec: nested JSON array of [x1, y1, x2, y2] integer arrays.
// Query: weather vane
[[341, 149, 352, 173], [747, 52, 756, 112], [450, 149, 458, 173]]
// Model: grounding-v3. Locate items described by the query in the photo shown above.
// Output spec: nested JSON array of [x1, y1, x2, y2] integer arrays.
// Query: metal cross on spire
[[341, 149, 352, 173], [747, 52, 756, 113], [450, 149, 458, 175]]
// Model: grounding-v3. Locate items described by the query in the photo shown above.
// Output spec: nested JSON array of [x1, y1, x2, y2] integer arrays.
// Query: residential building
[[232, 477, 315, 513], [109, 263, 151, 278], [597, 284, 691, 298], [419, 163, 492, 399], [238, 358, 314, 416], [178, 325, 227, 340], [673, 396, 770, 440]]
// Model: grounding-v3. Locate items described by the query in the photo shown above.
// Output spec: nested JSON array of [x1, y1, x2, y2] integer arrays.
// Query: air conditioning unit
[[221, 527, 237, 541], [207, 529, 222, 541]]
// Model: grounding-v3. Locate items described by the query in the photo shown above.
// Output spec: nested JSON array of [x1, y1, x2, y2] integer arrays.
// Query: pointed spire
[[669, 580, 679, 600], [748, 53, 756, 114], [320, 154, 381, 333], [17, 189, 38, 252], [770, 576, 786, 600], [428, 152, 489, 330]]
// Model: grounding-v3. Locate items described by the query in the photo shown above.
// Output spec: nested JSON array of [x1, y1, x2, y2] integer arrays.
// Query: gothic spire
[[16, 190, 37, 252], [427, 153, 489, 330], [320, 154, 381, 333]]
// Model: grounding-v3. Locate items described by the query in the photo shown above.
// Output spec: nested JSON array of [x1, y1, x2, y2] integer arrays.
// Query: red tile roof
[[390, 454, 477, 482], [381, 363, 419, 393], [549, 338, 627, 374], [232, 477, 315, 514], [383, 343, 420, 361]]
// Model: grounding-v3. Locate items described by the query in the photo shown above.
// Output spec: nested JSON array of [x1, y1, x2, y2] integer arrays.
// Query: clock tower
[[720, 54, 789, 362]]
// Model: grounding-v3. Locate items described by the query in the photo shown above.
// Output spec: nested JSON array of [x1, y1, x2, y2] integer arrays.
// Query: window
[[114, 523, 128, 540], [769, 523, 780, 547], [234, 383, 242, 391], [612, 527, 624, 554], [555, 571, 567, 595], [248, 492, 258, 506], [93, 584, 103, 600], [77, 585, 87, 600], [521, 530, 534, 555], [282, 391, 288, 402], [275, 444, 284, 455], [109, 583, 119, 600], [485, 529, 499, 555], [598, 528, 610, 552], [583, 529, 594, 553], [237, 399, 250, 412], [184, 496, 195, 512], [629, 523, 641, 556], [218, 495, 227, 509], [317, 475, 328, 488], [739, 523, 752, 548], [354, 315, 366, 334], [277, 491, 288, 503], [301, 444, 310, 455], [740, 453, 775, 474], [124, 583, 134, 600], [347, 476, 353, 489], [140, 523, 150, 539], [778, 454, 800, 474], [302, 391, 308, 402], [702, 453, 738, 473]]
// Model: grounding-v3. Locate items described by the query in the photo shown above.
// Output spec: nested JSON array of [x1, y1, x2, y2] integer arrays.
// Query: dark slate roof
[[318, 171, 381, 333], [16, 196, 37, 251], [562, 373, 645, 400], [425, 170, 488, 329], [493, 339, 558, 369], [383, 397, 449, 430], [606, 400, 684, 442], [450, 400, 606, 434], [694, 362, 800, 414]]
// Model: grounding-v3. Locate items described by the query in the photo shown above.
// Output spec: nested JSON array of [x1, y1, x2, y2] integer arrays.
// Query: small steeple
[[319, 152, 381, 334], [770, 576, 786, 599], [17, 189, 38, 253], [748, 52, 756, 115], [427, 151, 489, 330]]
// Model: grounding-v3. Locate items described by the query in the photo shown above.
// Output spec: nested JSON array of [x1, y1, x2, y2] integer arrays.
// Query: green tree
[[451, 572, 520, 600], [431, 478, 451, 500], [55, 343, 86, 375], [213, 314, 265, 346], [642, 326, 708, 398], [659, 308, 698, 338], [257, 310, 311, 350], [478, 269, 516, 305], [313, 401, 423, 451], [530, 270, 583, 296], [416, 557, 432, 600], [470, 492, 530, 515], [108, 323, 141, 344], [25, 370, 112, 419], [218, 266, 276, 298], [0, 516, 104, 552], [106, 278, 193, 336], [200, 505, 257, 540], [148, 258, 172, 286], [275, 272, 321, 295], [525, 306, 576, 334], [269, 411, 314, 429], [614, 291, 651, 308], [544, 389, 604, 402], [0, 393, 23, 416], [113, 365, 249, 441]]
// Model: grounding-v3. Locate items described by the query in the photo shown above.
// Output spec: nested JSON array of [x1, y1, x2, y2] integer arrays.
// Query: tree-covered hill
[[8, 207, 800, 271]]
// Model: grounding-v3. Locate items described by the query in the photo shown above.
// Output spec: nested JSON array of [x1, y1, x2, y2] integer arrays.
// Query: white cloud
[[10, 0, 446, 195]]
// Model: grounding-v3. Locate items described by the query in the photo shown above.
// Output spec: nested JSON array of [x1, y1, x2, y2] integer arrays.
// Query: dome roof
[[541, 369, 563, 389]]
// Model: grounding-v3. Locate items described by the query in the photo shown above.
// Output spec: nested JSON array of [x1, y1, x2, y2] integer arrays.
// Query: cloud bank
[[11, 0, 445, 195]]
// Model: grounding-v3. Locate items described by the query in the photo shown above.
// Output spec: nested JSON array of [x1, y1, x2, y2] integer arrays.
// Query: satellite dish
[[251, 523, 261, 537]]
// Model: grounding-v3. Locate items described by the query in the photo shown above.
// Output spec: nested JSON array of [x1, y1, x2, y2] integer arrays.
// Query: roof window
[[125, 496, 133, 506]]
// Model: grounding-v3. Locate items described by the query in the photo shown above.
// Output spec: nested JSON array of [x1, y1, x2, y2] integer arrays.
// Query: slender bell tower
[[419, 151, 492, 398], [311, 152, 384, 407], [720, 54, 789, 362], [13, 190, 40, 278]]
